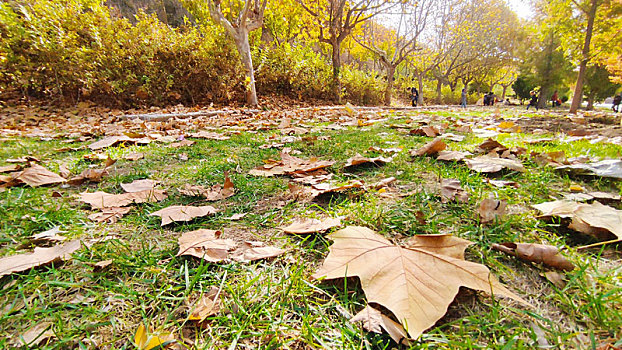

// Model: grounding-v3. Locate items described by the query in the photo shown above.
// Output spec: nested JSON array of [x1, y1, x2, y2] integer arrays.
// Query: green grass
[[1, 106, 621, 349]]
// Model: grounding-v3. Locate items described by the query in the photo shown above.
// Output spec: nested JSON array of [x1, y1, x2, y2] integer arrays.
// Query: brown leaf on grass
[[121, 179, 158, 193], [14, 321, 55, 347], [281, 217, 342, 234], [169, 139, 195, 148], [369, 177, 396, 189], [543, 271, 566, 288], [440, 179, 469, 203], [290, 170, 333, 185], [478, 198, 507, 223], [0, 240, 81, 278], [344, 154, 392, 168], [350, 305, 410, 345], [177, 230, 285, 262], [476, 138, 508, 153], [485, 179, 519, 188], [437, 150, 471, 161], [151, 205, 218, 226], [188, 131, 230, 140], [465, 156, 526, 173], [555, 159, 622, 180], [79, 190, 167, 209], [410, 126, 440, 137], [249, 151, 335, 177], [492, 243, 575, 271], [230, 241, 286, 262], [12, 164, 66, 187], [93, 259, 113, 271], [88, 207, 131, 223], [188, 287, 221, 322], [533, 200, 622, 240], [67, 168, 108, 185], [31, 227, 67, 244], [0, 164, 21, 173], [313, 226, 525, 339], [123, 152, 145, 161], [6, 156, 40, 163], [179, 173, 234, 201], [88, 135, 133, 150], [532, 151, 568, 167], [410, 138, 446, 156], [134, 323, 177, 350]]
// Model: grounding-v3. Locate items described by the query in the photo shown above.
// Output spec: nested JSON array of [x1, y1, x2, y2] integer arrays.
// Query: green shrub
[[0, 0, 242, 106], [341, 66, 385, 105]]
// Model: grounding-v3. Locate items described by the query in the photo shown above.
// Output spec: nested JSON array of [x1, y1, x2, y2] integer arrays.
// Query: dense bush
[[341, 66, 385, 105], [0, 0, 242, 106], [253, 43, 332, 100]]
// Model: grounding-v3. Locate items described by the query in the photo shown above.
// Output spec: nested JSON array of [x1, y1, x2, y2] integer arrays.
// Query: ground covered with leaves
[[1, 103, 621, 349]]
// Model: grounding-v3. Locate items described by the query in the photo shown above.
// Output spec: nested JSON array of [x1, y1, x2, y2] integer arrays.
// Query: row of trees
[[1, 0, 620, 109]]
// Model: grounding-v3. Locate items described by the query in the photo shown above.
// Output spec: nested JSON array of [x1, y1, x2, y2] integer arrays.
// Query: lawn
[[0, 104, 621, 349]]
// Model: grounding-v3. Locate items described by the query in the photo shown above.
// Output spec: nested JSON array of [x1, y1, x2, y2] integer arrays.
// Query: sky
[[507, 0, 534, 19]]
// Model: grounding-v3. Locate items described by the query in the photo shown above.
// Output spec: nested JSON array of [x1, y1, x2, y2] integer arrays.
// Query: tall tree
[[295, 0, 394, 103], [183, 0, 267, 106], [355, 0, 434, 105]]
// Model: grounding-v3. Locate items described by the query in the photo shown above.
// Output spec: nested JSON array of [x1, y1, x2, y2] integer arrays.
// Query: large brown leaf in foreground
[[313, 226, 524, 339], [0, 240, 81, 277], [151, 205, 218, 226], [533, 200, 622, 240], [13, 164, 66, 187]]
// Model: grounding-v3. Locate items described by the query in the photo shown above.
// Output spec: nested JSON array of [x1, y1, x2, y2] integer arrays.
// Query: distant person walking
[[526, 91, 539, 110], [613, 94, 621, 113], [461, 88, 467, 108], [410, 87, 419, 107]]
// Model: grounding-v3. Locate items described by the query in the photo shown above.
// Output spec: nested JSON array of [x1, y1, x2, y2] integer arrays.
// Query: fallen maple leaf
[[492, 243, 575, 271], [230, 241, 286, 262], [281, 217, 342, 234], [350, 305, 410, 345], [0, 164, 21, 173], [30, 227, 67, 244], [121, 179, 158, 193], [188, 287, 221, 322], [12, 164, 66, 187], [249, 151, 335, 177], [465, 156, 526, 173], [344, 154, 391, 168], [440, 179, 469, 203], [410, 126, 439, 137], [0, 240, 81, 278], [410, 137, 447, 156], [179, 173, 234, 201], [88, 135, 133, 150], [437, 150, 471, 162], [79, 190, 167, 209], [177, 229, 285, 262], [314, 227, 524, 339], [14, 322, 55, 347], [151, 205, 218, 226], [88, 207, 131, 223], [123, 152, 145, 161], [533, 200, 622, 241], [478, 198, 507, 223]]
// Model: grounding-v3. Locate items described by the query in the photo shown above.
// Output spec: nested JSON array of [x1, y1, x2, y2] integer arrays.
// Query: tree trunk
[[569, 0, 599, 114], [384, 65, 395, 106], [417, 74, 424, 105], [331, 40, 342, 103], [538, 86, 550, 109], [234, 29, 258, 107], [502, 85, 508, 100], [586, 93, 595, 110], [435, 79, 442, 104]]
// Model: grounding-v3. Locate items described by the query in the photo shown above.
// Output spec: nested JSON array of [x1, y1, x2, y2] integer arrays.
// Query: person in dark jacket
[[613, 94, 621, 113], [410, 87, 419, 107], [526, 91, 539, 110]]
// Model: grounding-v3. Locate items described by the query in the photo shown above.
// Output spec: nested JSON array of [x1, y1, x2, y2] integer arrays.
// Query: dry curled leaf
[[344, 154, 391, 168], [121, 179, 158, 193], [478, 198, 507, 223], [0, 164, 21, 173], [14, 321, 55, 347], [177, 229, 285, 262], [440, 179, 469, 203], [281, 217, 342, 235], [437, 150, 471, 162], [88, 135, 133, 150], [151, 205, 218, 226], [179, 173, 234, 201], [0, 240, 81, 278], [12, 164, 66, 187], [350, 305, 410, 345], [188, 287, 221, 322], [88, 207, 131, 223], [492, 243, 575, 271], [134, 324, 176, 350], [533, 200, 622, 241], [465, 156, 526, 173], [30, 227, 67, 244], [410, 126, 439, 137], [249, 151, 334, 177], [410, 137, 447, 156], [314, 226, 524, 339], [79, 190, 167, 209]]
